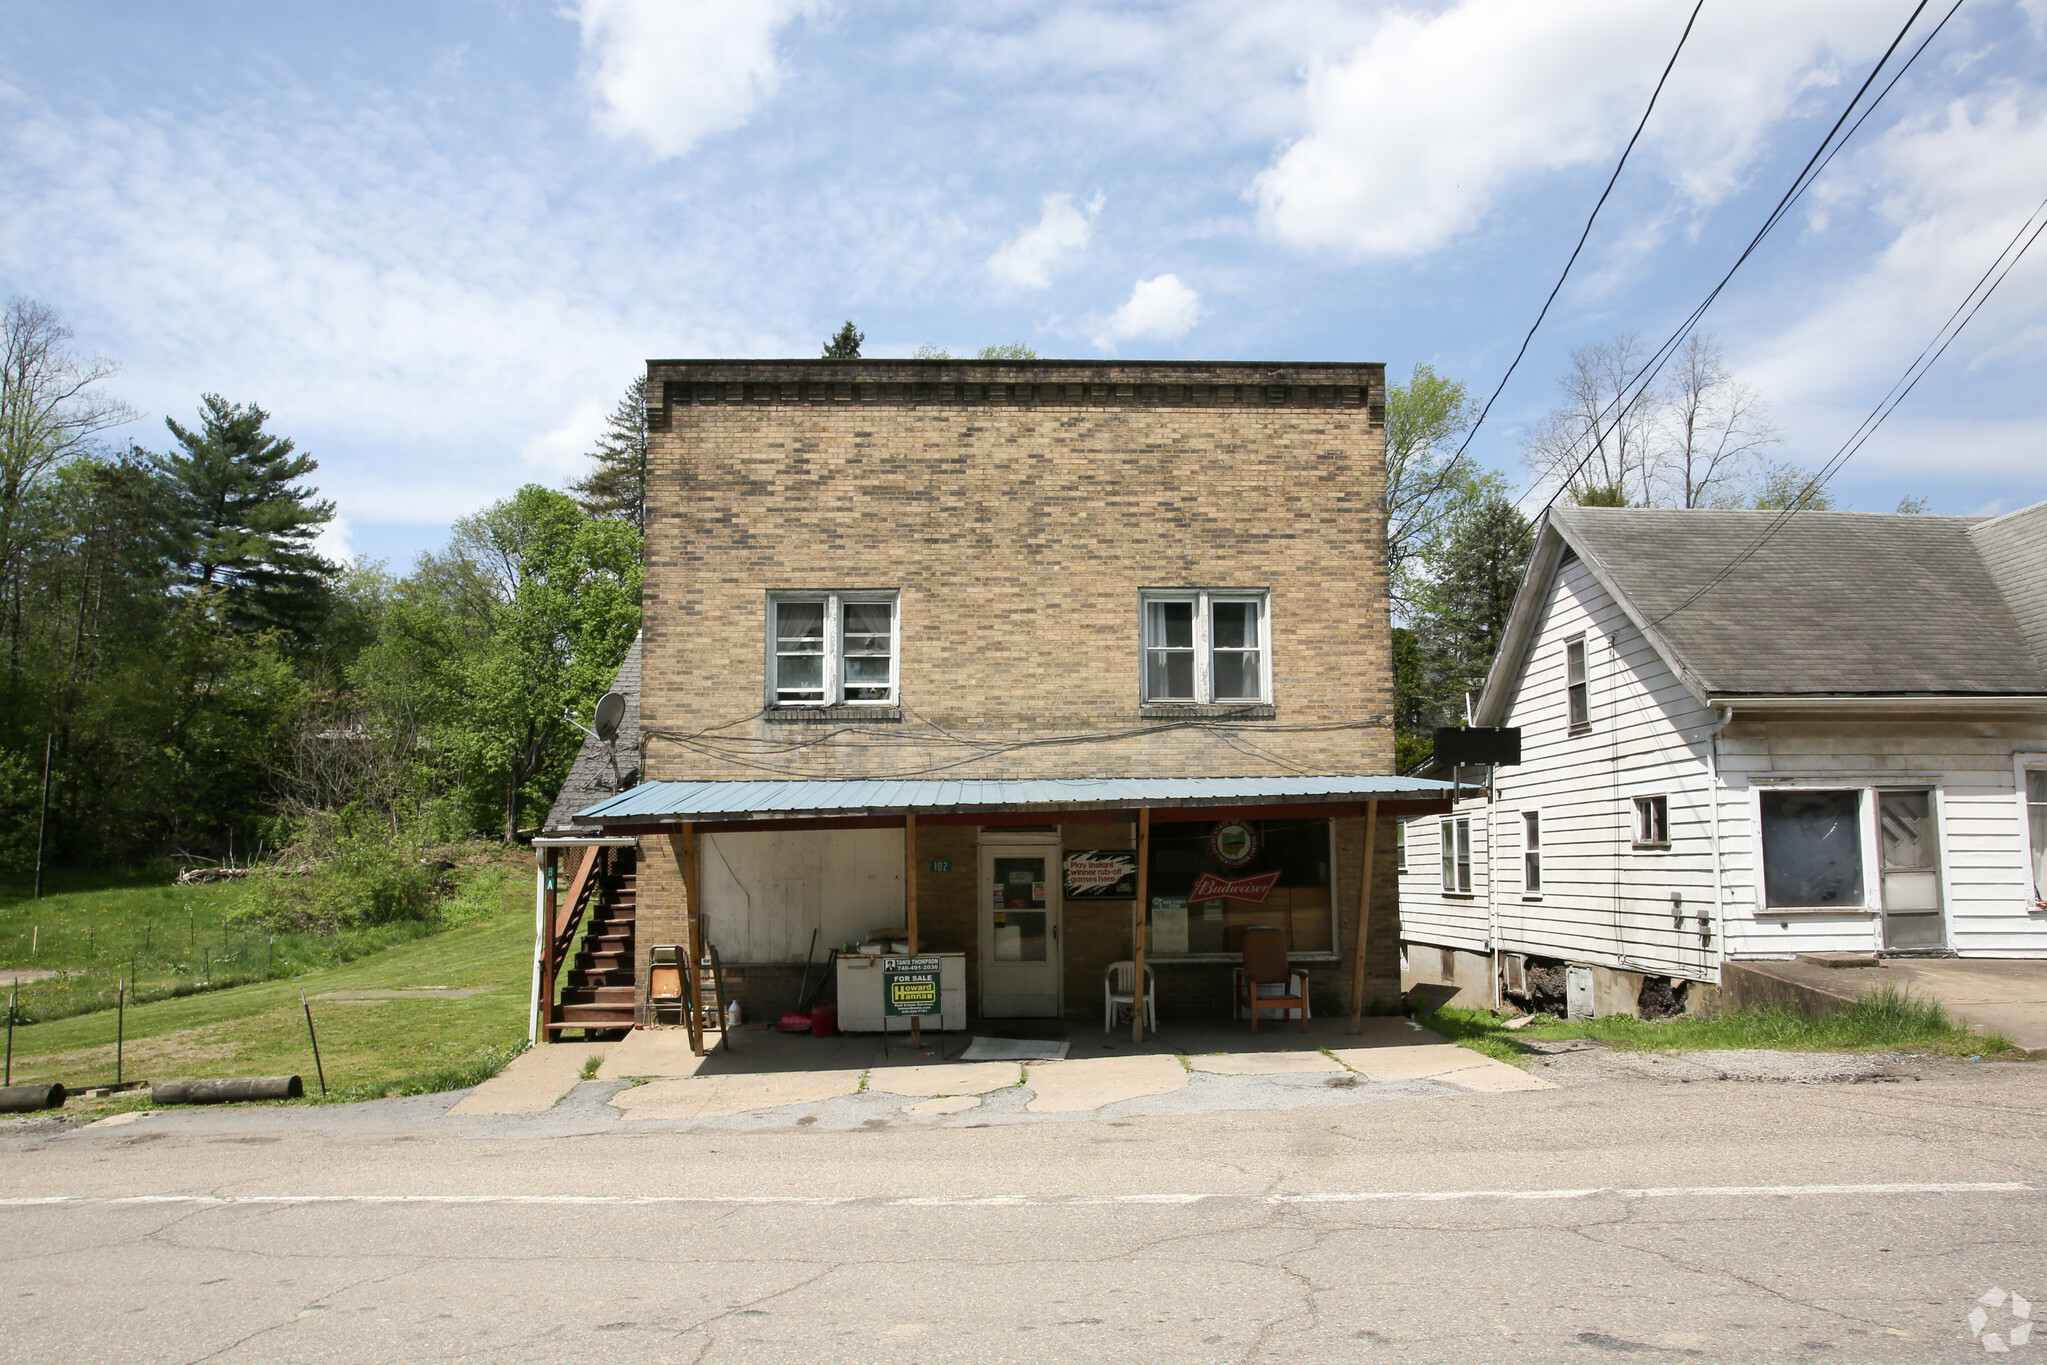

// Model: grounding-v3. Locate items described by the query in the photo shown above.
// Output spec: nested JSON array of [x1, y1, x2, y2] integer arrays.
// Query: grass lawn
[[2, 858, 535, 1103], [1424, 986, 2024, 1067]]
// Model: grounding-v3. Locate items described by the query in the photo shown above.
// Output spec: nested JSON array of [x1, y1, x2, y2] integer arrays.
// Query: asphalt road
[[4, 1057, 2043, 1363]]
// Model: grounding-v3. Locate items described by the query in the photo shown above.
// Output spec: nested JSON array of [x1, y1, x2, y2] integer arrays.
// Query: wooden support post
[[1348, 801, 1380, 1034], [1133, 807, 1150, 1043], [905, 813, 920, 1048], [681, 824, 705, 1056], [538, 847, 558, 1044]]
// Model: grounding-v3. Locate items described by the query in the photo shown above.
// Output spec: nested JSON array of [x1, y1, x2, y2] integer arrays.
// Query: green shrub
[[235, 830, 446, 933]]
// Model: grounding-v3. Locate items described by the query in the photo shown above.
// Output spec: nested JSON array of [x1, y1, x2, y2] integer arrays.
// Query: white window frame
[[2015, 755, 2047, 913], [1632, 794, 1670, 849], [1565, 635, 1591, 733], [1440, 816, 1472, 895], [1138, 588, 1272, 705], [1394, 820, 1407, 873], [763, 590, 901, 708], [1749, 781, 1883, 918], [1522, 810, 1542, 895]]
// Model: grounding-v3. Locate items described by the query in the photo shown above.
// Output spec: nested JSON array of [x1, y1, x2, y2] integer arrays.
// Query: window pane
[[2030, 772, 2047, 903], [1761, 790, 1864, 908], [1147, 649, 1195, 699], [776, 600, 824, 645], [775, 653, 824, 700], [1441, 823, 1455, 892], [1212, 600, 1258, 649], [1212, 650, 1259, 700], [1455, 819, 1472, 894], [1146, 600, 1194, 649], [842, 601, 891, 648], [1566, 639, 1589, 729]]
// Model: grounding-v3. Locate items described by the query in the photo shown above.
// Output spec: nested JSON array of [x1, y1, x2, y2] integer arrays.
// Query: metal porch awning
[[572, 775, 1455, 827]]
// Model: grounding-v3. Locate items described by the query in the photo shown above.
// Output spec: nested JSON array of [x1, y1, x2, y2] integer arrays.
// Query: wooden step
[[557, 1003, 634, 1025], [562, 984, 635, 1005]]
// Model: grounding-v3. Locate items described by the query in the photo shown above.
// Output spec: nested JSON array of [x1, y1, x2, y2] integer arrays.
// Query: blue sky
[[4, 0, 2045, 568]]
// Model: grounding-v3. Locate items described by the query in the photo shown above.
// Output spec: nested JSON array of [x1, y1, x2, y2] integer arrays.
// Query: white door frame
[[977, 830, 1064, 1018]]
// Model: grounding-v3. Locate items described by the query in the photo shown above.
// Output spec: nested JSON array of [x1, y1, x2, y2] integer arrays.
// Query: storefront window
[[1144, 818, 1334, 956], [1760, 789, 1864, 909]]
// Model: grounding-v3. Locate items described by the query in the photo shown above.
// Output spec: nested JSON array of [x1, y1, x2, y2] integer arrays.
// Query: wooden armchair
[[1235, 926, 1307, 1034]]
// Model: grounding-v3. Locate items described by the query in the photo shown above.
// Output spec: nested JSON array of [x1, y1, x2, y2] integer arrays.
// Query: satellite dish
[[592, 691, 627, 743]]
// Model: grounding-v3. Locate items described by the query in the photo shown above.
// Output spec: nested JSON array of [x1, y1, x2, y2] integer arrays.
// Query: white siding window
[[1565, 636, 1591, 732], [1440, 817, 1472, 894], [2028, 768, 2047, 910], [767, 591, 899, 707], [1141, 590, 1269, 703], [1394, 821, 1406, 873], [1633, 795, 1670, 848], [1522, 811, 1542, 893], [1759, 789, 1864, 909]]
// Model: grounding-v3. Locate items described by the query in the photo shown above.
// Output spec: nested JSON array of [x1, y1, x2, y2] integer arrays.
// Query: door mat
[[961, 1037, 1071, 1062]]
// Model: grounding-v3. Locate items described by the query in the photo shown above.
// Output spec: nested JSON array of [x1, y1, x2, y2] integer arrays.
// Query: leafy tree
[[1751, 462, 1837, 511], [977, 342, 1037, 359], [360, 486, 641, 842], [1894, 494, 1930, 513], [1404, 488, 1536, 749], [822, 321, 864, 359], [1, 298, 135, 669], [1573, 483, 1630, 507], [153, 395, 337, 643], [569, 376, 650, 533], [1384, 363, 1478, 618], [911, 345, 951, 360]]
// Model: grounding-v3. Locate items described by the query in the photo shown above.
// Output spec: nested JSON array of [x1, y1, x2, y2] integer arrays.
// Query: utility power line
[[1648, 188, 2047, 626], [1443, 0, 1703, 468], [1521, 0, 1958, 512]]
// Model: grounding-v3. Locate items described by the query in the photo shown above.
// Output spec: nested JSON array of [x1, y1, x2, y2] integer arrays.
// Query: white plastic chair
[[1104, 960, 1157, 1033]]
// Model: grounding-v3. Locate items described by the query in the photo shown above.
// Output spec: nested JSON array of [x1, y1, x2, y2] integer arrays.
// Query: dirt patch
[[1519, 1039, 1918, 1087]]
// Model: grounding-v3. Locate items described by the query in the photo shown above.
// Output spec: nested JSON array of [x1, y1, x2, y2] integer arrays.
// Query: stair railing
[[550, 847, 607, 971]]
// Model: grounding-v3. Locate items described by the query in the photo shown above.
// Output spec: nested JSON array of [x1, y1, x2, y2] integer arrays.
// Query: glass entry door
[[978, 837, 1062, 1017], [1878, 790, 1946, 950]]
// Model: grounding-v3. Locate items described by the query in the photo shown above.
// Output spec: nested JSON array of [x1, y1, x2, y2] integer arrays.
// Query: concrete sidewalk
[[458, 1017, 1549, 1124], [1726, 957, 2047, 1051]]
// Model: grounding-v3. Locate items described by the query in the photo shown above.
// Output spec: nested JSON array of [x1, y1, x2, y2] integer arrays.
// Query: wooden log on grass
[[151, 1076, 304, 1105]]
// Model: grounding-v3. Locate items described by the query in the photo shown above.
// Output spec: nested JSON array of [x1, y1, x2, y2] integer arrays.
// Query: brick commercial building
[[536, 359, 1452, 1046]]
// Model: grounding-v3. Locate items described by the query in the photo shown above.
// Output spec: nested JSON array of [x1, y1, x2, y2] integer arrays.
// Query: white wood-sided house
[[1397, 500, 2047, 1017]]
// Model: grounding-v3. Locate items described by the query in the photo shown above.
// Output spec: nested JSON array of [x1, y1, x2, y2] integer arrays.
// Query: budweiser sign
[[1187, 869, 1282, 904]]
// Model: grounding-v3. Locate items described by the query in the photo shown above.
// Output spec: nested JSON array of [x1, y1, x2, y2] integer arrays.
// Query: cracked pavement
[[2, 1055, 2043, 1363]]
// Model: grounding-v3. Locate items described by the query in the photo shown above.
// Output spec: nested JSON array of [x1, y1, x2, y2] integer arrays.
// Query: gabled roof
[[542, 634, 642, 833], [1478, 503, 2047, 721]]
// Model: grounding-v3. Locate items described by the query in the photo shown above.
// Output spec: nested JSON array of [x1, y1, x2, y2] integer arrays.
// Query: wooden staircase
[[557, 870, 636, 1033]]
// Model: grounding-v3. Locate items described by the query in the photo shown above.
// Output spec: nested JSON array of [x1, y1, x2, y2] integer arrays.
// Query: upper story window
[[767, 590, 898, 707], [1394, 821, 1407, 873], [1565, 635, 1591, 732], [1522, 811, 1542, 893], [1141, 589, 1269, 704], [1633, 794, 1670, 848]]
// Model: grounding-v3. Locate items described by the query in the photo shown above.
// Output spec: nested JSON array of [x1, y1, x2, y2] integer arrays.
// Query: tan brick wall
[[629, 359, 1404, 1021], [638, 361, 1392, 781]]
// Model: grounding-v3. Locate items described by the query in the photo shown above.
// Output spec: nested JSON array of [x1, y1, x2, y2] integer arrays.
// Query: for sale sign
[[882, 956, 941, 1017]]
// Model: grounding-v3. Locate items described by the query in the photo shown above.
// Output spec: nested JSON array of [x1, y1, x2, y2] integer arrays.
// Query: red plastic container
[[809, 1003, 838, 1038], [779, 1012, 812, 1032]]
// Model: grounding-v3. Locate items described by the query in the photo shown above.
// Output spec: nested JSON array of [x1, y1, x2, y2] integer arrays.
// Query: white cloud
[[987, 191, 1102, 292], [574, 0, 817, 159], [1092, 274, 1202, 350], [314, 513, 355, 567], [1740, 93, 2047, 447], [1252, 0, 1905, 259], [522, 398, 611, 477]]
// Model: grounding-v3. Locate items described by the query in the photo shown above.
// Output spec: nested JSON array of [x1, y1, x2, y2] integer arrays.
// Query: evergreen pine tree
[[1409, 492, 1536, 707], [154, 394, 336, 642], [569, 376, 649, 532], [822, 321, 863, 359]]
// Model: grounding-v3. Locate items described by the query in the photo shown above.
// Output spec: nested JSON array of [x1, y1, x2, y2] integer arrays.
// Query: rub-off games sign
[[1063, 850, 1137, 899], [882, 956, 941, 1017], [1188, 869, 1283, 904]]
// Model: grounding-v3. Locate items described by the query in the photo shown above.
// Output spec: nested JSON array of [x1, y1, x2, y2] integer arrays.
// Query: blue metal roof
[[573, 775, 1454, 825]]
